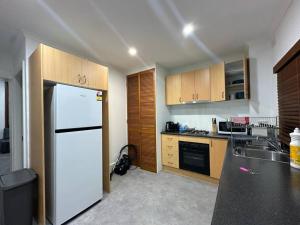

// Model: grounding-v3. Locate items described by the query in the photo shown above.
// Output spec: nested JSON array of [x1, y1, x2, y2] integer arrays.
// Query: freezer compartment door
[[55, 129, 103, 225], [55, 84, 102, 129]]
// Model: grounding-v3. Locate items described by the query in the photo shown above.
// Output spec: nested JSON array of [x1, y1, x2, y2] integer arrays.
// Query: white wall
[[248, 39, 278, 117], [0, 54, 13, 79], [170, 101, 250, 131], [24, 35, 40, 168], [108, 67, 128, 167], [10, 72, 24, 170], [273, 0, 300, 64], [0, 80, 5, 138], [155, 64, 171, 171], [0, 31, 25, 171]]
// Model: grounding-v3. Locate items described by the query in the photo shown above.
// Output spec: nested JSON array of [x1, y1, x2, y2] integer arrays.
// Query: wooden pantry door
[[139, 69, 157, 172], [127, 69, 157, 172], [127, 74, 141, 166]]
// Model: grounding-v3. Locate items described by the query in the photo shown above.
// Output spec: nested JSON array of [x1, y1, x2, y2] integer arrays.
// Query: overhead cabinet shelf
[[41, 44, 108, 90], [165, 58, 249, 105], [226, 83, 244, 89]]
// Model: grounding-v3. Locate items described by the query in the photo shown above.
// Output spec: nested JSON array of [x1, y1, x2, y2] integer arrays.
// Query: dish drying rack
[[230, 116, 279, 129], [229, 116, 279, 139]]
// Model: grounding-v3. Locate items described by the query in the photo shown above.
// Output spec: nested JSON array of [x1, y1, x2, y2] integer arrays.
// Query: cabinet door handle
[[192, 94, 195, 100], [78, 74, 81, 83], [222, 91, 224, 99], [82, 75, 87, 84], [196, 93, 199, 100], [179, 97, 182, 103]]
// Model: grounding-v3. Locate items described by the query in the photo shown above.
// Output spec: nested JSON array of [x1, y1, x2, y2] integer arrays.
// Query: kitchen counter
[[161, 131, 231, 139], [212, 141, 300, 225]]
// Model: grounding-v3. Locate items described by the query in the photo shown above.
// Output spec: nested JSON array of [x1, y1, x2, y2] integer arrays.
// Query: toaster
[[165, 121, 179, 132]]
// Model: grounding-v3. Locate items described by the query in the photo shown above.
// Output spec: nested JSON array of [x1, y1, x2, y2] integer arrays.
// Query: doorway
[[0, 70, 24, 175], [0, 79, 10, 175]]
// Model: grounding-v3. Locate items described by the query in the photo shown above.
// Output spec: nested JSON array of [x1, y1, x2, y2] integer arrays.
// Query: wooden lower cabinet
[[161, 135, 228, 179], [210, 139, 228, 179], [162, 135, 179, 168]]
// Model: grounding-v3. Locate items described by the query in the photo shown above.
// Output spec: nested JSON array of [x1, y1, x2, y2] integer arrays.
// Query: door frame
[[0, 70, 24, 172]]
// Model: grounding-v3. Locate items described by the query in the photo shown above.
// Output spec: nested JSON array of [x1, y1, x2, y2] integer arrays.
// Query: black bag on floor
[[110, 144, 137, 179], [114, 155, 131, 176]]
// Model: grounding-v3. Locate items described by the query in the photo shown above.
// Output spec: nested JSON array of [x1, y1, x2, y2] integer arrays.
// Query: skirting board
[[162, 166, 219, 185]]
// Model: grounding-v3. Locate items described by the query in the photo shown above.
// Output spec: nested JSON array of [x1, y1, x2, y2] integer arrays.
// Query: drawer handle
[[167, 138, 173, 140], [167, 145, 173, 148], [168, 161, 174, 165], [168, 153, 173, 157]]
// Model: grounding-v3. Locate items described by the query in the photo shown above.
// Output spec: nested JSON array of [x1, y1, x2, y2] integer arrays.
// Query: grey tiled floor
[[65, 168, 218, 225]]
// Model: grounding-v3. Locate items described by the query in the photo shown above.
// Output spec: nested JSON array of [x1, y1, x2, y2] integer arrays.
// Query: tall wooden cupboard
[[29, 44, 109, 225], [127, 69, 157, 172]]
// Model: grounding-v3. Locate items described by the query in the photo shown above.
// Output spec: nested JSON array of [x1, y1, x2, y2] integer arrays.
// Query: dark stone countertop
[[160, 131, 231, 139], [212, 141, 300, 225]]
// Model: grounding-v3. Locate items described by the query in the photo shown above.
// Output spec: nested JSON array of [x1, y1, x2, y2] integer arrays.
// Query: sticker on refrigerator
[[96, 92, 102, 101]]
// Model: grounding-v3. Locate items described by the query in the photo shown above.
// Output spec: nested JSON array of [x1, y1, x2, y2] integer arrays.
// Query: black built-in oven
[[179, 141, 210, 175]]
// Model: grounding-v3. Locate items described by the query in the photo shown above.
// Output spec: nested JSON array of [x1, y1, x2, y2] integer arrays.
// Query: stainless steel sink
[[234, 147, 290, 164], [243, 144, 273, 151]]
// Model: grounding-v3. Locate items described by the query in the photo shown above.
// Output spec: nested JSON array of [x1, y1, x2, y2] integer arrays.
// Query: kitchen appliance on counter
[[165, 121, 179, 132], [218, 121, 248, 135], [179, 141, 210, 175], [44, 84, 103, 225]]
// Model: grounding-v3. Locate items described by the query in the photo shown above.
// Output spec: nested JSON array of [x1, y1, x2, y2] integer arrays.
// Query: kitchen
[[0, 1, 299, 225]]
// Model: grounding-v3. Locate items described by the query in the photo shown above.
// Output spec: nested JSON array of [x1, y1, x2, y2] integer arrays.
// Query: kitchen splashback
[[169, 100, 250, 131]]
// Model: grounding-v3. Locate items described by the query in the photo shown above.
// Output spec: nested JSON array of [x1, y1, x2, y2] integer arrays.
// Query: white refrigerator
[[45, 84, 103, 225]]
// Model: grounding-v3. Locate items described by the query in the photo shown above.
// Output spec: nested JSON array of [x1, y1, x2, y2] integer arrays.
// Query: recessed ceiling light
[[182, 23, 194, 37], [128, 47, 137, 56]]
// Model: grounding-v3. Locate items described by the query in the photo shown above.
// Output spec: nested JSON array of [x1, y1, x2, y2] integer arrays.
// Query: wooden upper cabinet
[[41, 45, 59, 82], [42, 45, 82, 85], [195, 68, 210, 101], [67, 53, 83, 86], [40, 44, 108, 90], [210, 62, 225, 102], [82, 60, 108, 90], [165, 69, 211, 105], [181, 71, 195, 102], [166, 74, 182, 105]]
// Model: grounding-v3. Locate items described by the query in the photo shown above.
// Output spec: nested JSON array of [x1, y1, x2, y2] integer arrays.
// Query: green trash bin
[[0, 169, 37, 225]]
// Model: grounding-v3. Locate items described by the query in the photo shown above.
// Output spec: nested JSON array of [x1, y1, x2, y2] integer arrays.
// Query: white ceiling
[[0, 0, 291, 73]]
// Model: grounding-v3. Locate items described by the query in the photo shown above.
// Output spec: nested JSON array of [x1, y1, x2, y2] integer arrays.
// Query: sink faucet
[[256, 135, 283, 153]]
